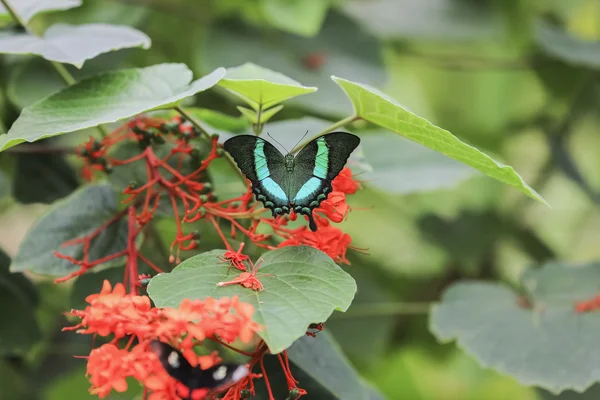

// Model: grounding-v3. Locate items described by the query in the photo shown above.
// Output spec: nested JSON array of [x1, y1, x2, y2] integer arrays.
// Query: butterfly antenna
[[266, 132, 289, 153], [291, 130, 310, 151]]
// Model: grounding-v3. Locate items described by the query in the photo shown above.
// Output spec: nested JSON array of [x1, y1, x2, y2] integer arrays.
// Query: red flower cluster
[[60, 115, 361, 291], [58, 114, 362, 399], [275, 166, 361, 264], [66, 280, 261, 399]]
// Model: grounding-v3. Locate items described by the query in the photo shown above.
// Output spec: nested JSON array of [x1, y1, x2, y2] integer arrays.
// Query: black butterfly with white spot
[[149, 340, 249, 398]]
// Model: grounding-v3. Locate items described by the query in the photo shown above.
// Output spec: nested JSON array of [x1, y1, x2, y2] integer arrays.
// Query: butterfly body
[[149, 340, 248, 399], [224, 132, 360, 231]]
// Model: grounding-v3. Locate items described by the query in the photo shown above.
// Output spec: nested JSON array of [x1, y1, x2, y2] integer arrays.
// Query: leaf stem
[[290, 115, 359, 153], [174, 105, 248, 184], [50, 61, 76, 85], [0, 0, 25, 27], [0, 0, 108, 138], [331, 302, 431, 318]]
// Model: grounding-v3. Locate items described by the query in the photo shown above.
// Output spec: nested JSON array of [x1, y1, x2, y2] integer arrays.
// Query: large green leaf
[[260, 0, 330, 37], [0, 24, 150, 67], [6, 58, 66, 109], [10, 184, 128, 276], [287, 330, 384, 400], [536, 20, 600, 68], [341, 0, 500, 41], [0, 0, 81, 24], [430, 261, 600, 394], [203, 12, 384, 116], [0, 248, 41, 355], [13, 150, 79, 204], [332, 76, 547, 205], [361, 130, 477, 194], [1, 64, 225, 152], [219, 63, 317, 109], [148, 246, 356, 354]]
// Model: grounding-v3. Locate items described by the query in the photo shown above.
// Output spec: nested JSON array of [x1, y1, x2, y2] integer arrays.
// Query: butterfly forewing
[[224, 135, 290, 213], [150, 340, 195, 385], [149, 340, 249, 393], [290, 132, 360, 229]]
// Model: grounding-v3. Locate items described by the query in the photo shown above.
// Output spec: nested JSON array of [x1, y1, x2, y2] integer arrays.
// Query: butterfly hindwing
[[149, 340, 249, 394], [291, 132, 360, 230], [223, 135, 289, 214]]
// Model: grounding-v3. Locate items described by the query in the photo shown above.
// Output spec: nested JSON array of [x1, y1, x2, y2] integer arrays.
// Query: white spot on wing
[[168, 351, 180, 368], [230, 365, 249, 383], [213, 365, 228, 381]]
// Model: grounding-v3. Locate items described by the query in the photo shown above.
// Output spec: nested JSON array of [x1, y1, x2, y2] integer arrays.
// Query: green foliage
[[287, 330, 383, 400], [333, 76, 548, 205], [536, 20, 600, 68], [1, 0, 599, 398], [149, 246, 356, 354], [219, 63, 317, 110], [360, 130, 477, 194], [0, 23, 150, 67], [1, 65, 225, 152], [0, 249, 41, 355], [430, 262, 600, 393], [10, 184, 128, 276], [0, 0, 81, 24]]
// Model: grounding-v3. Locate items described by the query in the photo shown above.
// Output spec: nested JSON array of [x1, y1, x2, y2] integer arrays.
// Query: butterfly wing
[[149, 340, 249, 392], [291, 132, 360, 231], [149, 340, 195, 386], [223, 135, 290, 215]]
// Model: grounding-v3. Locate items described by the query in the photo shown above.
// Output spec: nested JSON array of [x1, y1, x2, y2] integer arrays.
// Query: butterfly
[[149, 340, 249, 399], [223, 132, 360, 231]]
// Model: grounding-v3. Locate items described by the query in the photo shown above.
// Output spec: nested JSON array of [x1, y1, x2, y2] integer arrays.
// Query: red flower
[[66, 280, 261, 399], [331, 167, 359, 194], [315, 191, 349, 223], [278, 221, 353, 264]]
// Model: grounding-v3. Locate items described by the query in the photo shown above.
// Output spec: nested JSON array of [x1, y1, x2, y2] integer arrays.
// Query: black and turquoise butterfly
[[223, 132, 360, 231], [149, 340, 248, 399]]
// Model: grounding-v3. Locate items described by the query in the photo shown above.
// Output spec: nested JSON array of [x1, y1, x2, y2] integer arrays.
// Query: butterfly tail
[[308, 213, 317, 231]]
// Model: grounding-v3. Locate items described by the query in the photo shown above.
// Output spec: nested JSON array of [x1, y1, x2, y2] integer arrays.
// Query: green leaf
[[341, 0, 500, 41], [10, 184, 128, 276], [430, 261, 600, 394], [258, 104, 284, 124], [219, 63, 317, 110], [184, 108, 249, 133], [148, 246, 357, 354], [203, 13, 384, 116], [361, 130, 477, 194], [0, 0, 81, 24], [332, 76, 548, 205], [0, 23, 151, 67], [0, 249, 41, 355], [536, 20, 600, 68], [236, 105, 258, 124], [13, 151, 79, 204], [1, 64, 226, 152], [6, 58, 66, 109], [287, 330, 385, 400], [260, 0, 330, 37]]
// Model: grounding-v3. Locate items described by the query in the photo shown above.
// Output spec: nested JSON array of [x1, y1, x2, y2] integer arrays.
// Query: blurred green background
[[1, 0, 600, 399]]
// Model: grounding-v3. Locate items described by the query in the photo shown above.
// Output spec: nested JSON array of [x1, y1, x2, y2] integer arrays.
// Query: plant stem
[[0, 0, 108, 138], [330, 302, 431, 318], [0, 0, 25, 27], [290, 115, 359, 153], [174, 105, 248, 184], [174, 105, 211, 139], [50, 61, 76, 85]]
